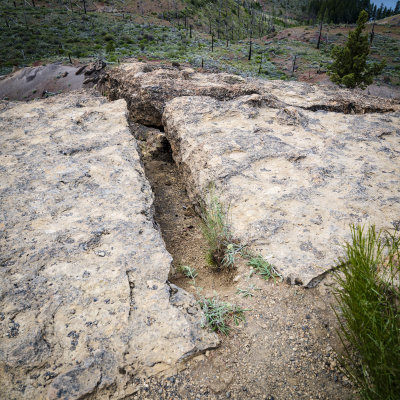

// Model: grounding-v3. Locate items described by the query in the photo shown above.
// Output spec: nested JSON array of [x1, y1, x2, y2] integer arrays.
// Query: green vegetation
[[0, 4, 287, 78], [179, 264, 198, 281], [246, 254, 282, 281], [201, 193, 240, 269], [0, 2, 398, 85], [236, 284, 261, 298], [328, 10, 385, 88], [198, 294, 246, 335], [308, 0, 398, 24], [333, 225, 400, 399]]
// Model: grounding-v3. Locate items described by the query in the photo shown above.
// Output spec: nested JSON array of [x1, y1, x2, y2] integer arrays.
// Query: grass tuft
[[201, 193, 241, 269], [198, 295, 247, 335], [333, 225, 400, 400]]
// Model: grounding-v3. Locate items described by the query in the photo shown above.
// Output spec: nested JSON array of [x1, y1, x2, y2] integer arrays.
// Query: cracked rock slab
[[102, 62, 260, 126], [162, 94, 400, 287], [0, 91, 218, 399], [103, 61, 398, 128]]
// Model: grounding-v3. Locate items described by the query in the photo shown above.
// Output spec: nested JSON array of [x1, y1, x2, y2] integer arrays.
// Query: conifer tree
[[328, 10, 385, 89]]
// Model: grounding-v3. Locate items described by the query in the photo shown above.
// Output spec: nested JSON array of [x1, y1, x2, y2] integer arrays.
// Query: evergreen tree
[[395, 1, 400, 14], [328, 10, 386, 89]]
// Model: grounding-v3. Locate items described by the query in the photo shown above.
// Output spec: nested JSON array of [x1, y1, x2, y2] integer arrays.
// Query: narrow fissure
[[128, 120, 233, 294]]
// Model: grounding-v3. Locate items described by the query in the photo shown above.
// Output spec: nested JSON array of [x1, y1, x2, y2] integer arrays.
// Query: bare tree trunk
[[248, 30, 252, 61], [4, 14, 10, 28], [292, 54, 297, 74], [370, 21, 375, 46], [316, 20, 322, 49], [82, 0, 86, 14], [211, 33, 214, 52]]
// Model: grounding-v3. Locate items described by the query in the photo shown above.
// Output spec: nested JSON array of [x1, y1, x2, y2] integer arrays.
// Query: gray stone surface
[[162, 93, 400, 287], [103, 62, 398, 127], [103, 62, 260, 126], [0, 91, 218, 399]]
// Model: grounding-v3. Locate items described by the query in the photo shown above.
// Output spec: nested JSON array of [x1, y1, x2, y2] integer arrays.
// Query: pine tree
[[395, 0, 400, 14], [328, 10, 386, 89]]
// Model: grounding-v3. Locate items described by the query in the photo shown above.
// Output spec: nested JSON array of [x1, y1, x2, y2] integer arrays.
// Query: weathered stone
[[0, 91, 218, 399], [162, 93, 400, 287], [103, 61, 397, 127], [102, 62, 400, 286], [102, 62, 260, 126]]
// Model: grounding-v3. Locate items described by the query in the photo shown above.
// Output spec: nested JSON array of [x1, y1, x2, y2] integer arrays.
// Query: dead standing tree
[[317, 19, 323, 49]]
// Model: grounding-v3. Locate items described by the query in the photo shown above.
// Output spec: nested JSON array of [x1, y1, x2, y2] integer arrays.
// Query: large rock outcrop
[[0, 91, 218, 399], [105, 62, 400, 287], [103, 61, 398, 127], [162, 94, 400, 286], [102, 62, 260, 126]]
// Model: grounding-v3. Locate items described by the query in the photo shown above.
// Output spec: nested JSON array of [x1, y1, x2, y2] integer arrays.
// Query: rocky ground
[[1, 61, 399, 399], [132, 122, 354, 399], [105, 61, 400, 286]]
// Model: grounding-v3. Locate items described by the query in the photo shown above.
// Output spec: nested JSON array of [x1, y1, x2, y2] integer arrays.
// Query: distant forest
[[308, 0, 400, 23]]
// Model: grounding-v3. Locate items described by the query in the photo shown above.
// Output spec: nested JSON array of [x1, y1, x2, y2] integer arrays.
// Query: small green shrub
[[179, 265, 198, 281], [246, 254, 282, 281], [198, 295, 246, 335], [103, 33, 114, 41], [105, 41, 115, 53], [333, 225, 400, 400]]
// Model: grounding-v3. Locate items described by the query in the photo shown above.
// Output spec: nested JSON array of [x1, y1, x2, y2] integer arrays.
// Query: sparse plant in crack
[[201, 191, 242, 270], [197, 294, 247, 336], [179, 265, 198, 282], [245, 253, 282, 282], [222, 242, 246, 269]]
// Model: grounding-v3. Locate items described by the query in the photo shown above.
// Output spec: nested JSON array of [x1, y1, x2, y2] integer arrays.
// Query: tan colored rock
[[162, 93, 400, 287], [102, 62, 260, 126], [103, 61, 398, 127], [0, 91, 218, 399], [102, 61, 400, 286]]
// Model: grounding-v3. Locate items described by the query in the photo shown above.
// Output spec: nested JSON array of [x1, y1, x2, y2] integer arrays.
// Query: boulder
[[162, 93, 400, 287], [0, 91, 218, 399]]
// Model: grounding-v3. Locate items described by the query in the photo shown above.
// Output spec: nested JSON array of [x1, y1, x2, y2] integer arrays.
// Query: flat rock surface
[[0, 91, 218, 399], [162, 93, 400, 286], [104, 61, 398, 127]]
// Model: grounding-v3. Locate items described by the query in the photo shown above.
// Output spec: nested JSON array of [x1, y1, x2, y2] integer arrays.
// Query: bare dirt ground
[[0, 63, 86, 101], [130, 124, 355, 400]]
